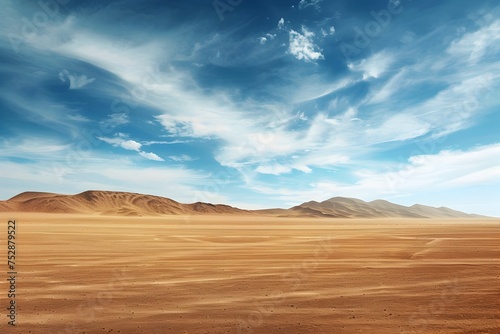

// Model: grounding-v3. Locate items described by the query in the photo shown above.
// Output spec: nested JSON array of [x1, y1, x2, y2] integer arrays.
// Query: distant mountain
[[0, 191, 489, 218], [0, 191, 251, 216], [263, 197, 486, 219]]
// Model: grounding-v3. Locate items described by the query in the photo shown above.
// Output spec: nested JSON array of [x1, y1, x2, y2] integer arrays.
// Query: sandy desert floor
[[0, 213, 499, 334]]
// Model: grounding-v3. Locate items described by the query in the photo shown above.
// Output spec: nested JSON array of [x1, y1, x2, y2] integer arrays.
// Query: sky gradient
[[0, 0, 499, 216]]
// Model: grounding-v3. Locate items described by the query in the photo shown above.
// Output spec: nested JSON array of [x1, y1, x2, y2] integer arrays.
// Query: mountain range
[[259, 197, 487, 218], [0, 190, 488, 218]]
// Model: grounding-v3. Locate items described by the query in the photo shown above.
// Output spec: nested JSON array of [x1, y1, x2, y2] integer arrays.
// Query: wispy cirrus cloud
[[348, 50, 395, 80], [169, 154, 195, 162], [59, 69, 95, 89], [99, 113, 130, 129], [139, 151, 164, 161], [298, 0, 322, 10], [98, 137, 164, 161], [66, 114, 91, 122], [447, 20, 500, 62]]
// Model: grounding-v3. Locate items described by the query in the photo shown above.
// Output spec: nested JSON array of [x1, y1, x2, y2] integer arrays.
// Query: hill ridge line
[[0, 190, 489, 218]]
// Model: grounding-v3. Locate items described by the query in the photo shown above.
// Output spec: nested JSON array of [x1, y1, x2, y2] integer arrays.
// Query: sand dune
[[0, 190, 488, 218]]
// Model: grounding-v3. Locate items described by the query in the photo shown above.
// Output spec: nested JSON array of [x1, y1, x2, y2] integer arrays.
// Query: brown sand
[[1, 213, 499, 333]]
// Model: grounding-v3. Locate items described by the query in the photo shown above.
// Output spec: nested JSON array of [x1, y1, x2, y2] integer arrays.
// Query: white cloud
[[321, 26, 336, 37], [284, 75, 357, 104], [0, 156, 208, 203], [278, 18, 285, 30], [139, 151, 164, 161], [365, 68, 409, 104], [169, 155, 194, 162], [49, 26, 164, 85], [296, 111, 308, 121], [3, 14, 332, 172], [258, 37, 267, 45], [58, 69, 95, 89], [360, 19, 500, 127], [443, 166, 500, 187], [256, 164, 292, 175], [98, 137, 164, 161], [0, 138, 71, 157], [121, 140, 142, 151], [67, 114, 91, 122], [247, 143, 500, 209], [298, 0, 322, 10], [348, 51, 394, 80], [379, 143, 500, 193], [299, 153, 350, 169], [12, 8, 497, 198], [288, 27, 324, 62], [448, 20, 500, 62], [294, 165, 312, 173], [143, 140, 193, 146], [322, 144, 500, 197], [366, 114, 430, 144], [0, 88, 91, 139], [412, 73, 497, 137], [98, 137, 138, 151], [100, 113, 130, 129]]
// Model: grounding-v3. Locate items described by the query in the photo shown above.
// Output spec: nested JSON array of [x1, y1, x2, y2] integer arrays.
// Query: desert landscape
[[2, 0, 499, 333], [1, 192, 499, 333]]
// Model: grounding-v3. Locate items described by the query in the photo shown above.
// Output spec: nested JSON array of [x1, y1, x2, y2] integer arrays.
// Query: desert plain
[[1, 213, 499, 334]]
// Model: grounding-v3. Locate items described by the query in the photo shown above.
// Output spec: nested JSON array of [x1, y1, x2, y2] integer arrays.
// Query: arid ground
[[1, 213, 499, 333]]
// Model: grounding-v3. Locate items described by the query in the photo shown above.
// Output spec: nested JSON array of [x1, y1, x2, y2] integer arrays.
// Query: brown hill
[[0, 191, 251, 216], [278, 197, 485, 219], [0, 191, 488, 218]]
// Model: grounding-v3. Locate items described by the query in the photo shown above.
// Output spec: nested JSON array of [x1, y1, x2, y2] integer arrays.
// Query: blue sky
[[0, 0, 499, 216]]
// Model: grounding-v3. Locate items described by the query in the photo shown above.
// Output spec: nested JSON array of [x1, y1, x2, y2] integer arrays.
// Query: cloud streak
[[59, 69, 95, 89], [98, 137, 165, 161]]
